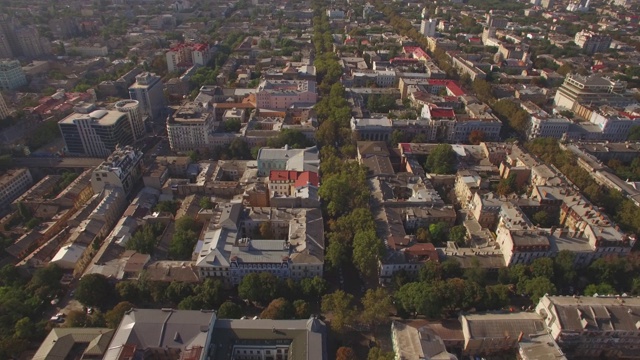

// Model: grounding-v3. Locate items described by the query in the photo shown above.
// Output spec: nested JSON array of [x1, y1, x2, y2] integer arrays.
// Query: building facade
[[255, 80, 317, 110], [0, 59, 27, 90], [115, 100, 145, 141], [167, 101, 214, 152], [0, 168, 33, 211], [574, 30, 612, 54], [59, 109, 135, 157], [128, 72, 165, 121], [0, 93, 9, 120], [91, 146, 144, 196]]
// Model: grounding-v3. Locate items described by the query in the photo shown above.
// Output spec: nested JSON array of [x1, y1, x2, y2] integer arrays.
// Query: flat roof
[[59, 110, 126, 126]]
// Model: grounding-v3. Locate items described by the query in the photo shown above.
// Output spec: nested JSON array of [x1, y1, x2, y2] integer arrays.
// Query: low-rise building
[[536, 295, 640, 359], [460, 313, 547, 356], [195, 204, 324, 284], [256, 145, 319, 177], [255, 80, 317, 110]]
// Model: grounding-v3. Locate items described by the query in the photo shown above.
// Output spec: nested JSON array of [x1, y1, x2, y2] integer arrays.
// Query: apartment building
[[196, 203, 324, 284], [0, 168, 33, 211], [0, 93, 9, 119], [114, 100, 145, 141], [522, 102, 571, 140], [536, 295, 640, 359], [574, 30, 612, 54], [91, 146, 144, 196], [59, 109, 136, 157], [0, 59, 27, 90], [166, 101, 214, 152], [166, 43, 213, 73], [255, 80, 317, 110], [554, 74, 630, 110], [128, 72, 165, 121]]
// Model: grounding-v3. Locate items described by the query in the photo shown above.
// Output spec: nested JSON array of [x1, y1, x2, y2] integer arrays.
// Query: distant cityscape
[[1, 0, 640, 359]]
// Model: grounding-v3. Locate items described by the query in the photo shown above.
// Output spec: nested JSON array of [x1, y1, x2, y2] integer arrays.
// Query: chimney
[[517, 331, 524, 343]]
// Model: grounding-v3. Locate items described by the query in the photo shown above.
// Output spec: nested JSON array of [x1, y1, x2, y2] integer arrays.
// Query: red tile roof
[[294, 171, 319, 187], [269, 170, 299, 182], [430, 108, 456, 118]]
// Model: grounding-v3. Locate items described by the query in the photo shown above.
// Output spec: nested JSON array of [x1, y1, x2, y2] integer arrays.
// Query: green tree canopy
[[352, 230, 385, 277], [260, 298, 294, 319], [75, 274, 115, 309], [218, 301, 243, 319], [321, 290, 356, 333], [425, 144, 457, 174]]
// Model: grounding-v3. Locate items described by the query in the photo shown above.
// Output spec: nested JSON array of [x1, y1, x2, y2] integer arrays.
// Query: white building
[[255, 80, 317, 110], [536, 295, 640, 359], [0, 168, 33, 210], [420, 18, 437, 38], [166, 43, 213, 73], [256, 145, 319, 177], [59, 109, 136, 157], [522, 102, 571, 140], [574, 30, 611, 54], [167, 101, 214, 152], [554, 74, 629, 110], [0, 59, 27, 90], [195, 203, 324, 284], [115, 100, 145, 141], [91, 146, 144, 196]]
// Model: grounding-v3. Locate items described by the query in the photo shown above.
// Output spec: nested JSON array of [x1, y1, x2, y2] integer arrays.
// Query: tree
[[467, 128, 485, 144], [199, 196, 213, 209], [238, 272, 280, 304], [449, 225, 467, 245], [76, 274, 114, 309], [325, 240, 349, 269], [428, 222, 448, 245], [416, 227, 431, 243], [441, 258, 463, 279], [628, 125, 640, 141], [553, 250, 577, 289], [321, 290, 356, 333], [472, 79, 493, 103], [260, 298, 294, 319], [105, 301, 134, 328], [293, 299, 311, 318], [300, 276, 328, 299], [352, 230, 385, 277], [530, 258, 554, 279], [496, 174, 518, 195], [169, 228, 198, 260], [14, 317, 35, 340], [532, 211, 552, 228], [361, 288, 393, 328], [65, 310, 91, 327], [336, 347, 357, 360], [223, 119, 242, 132], [425, 144, 457, 174], [483, 284, 511, 310], [258, 221, 274, 239], [116, 281, 141, 304], [368, 347, 395, 360], [126, 223, 163, 254], [584, 283, 616, 296], [266, 129, 313, 149], [166, 281, 194, 305], [154, 200, 179, 215], [524, 277, 556, 303], [218, 301, 242, 319], [557, 64, 572, 76]]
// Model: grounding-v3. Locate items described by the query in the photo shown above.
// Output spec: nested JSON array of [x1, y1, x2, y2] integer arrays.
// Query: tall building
[[574, 30, 612, 54], [91, 146, 144, 196], [0, 168, 33, 211], [166, 101, 214, 152], [14, 25, 49, 58], [128, 72, 165, 121], [0, 24, 13, 58], [115, 100, 145, 141], [0, 59, 27, 90], [0, 93, 9, 120], [541, 0, 555, 8], [420, 18, 437, 37], [554, 74, 629, 110], [58, 109, 135, 157]]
